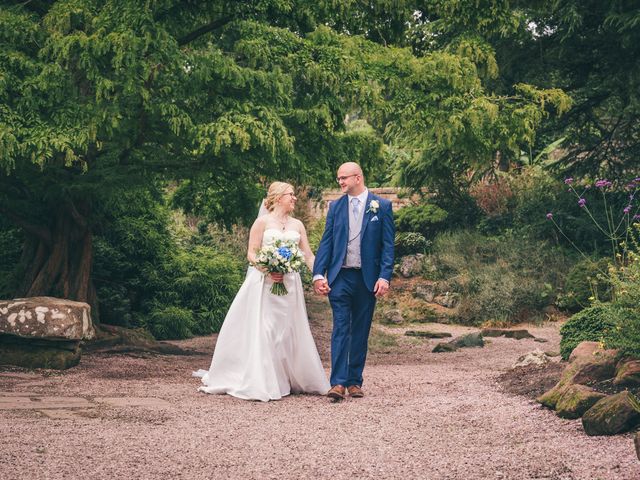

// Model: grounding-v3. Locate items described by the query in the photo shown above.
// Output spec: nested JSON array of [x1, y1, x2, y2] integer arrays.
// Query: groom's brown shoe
[[327, 385, 346, 401], [347, 385, 364, 398]]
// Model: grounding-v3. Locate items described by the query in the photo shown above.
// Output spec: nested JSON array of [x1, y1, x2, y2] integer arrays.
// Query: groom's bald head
[[337, 162, 366, 196], [338, 162, 363, 177]]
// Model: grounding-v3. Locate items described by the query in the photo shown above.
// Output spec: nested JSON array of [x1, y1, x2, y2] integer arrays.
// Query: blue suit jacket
[[313, 192, 395, 292]]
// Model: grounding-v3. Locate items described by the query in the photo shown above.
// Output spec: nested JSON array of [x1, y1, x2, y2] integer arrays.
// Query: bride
[[194, 182, 330, 401]]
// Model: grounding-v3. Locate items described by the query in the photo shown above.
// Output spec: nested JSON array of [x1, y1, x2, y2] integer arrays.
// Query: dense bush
[[92, 189, 245, 339], [605, 250, 640, 357], [428, 230, 568, 325], [394, 202, 448, 238], [0, 226, 22, 299], [556, 257, 612, 312], [394, 232, 429, 257], [147, 306, 196, 340], [559, 305, 617, 360]]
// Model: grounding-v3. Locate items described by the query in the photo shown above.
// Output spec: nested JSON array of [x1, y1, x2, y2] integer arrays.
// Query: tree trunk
[[15, 202, 99, 321]]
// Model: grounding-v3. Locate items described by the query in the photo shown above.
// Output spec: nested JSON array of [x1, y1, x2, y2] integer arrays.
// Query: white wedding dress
[[194, 229, 330, 401]]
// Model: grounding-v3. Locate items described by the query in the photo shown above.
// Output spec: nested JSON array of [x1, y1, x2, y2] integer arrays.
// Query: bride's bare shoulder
[[291, 217, 306, 231], [251, 215, 269, 231]]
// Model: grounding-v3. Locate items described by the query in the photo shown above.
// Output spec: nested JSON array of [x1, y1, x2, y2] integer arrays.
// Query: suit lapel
[[360, 192, 373, 238], [338, 195, 349, 239]]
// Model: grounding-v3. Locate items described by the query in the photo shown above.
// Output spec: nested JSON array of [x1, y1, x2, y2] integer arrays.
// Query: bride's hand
[[270, 272, 284, 282]]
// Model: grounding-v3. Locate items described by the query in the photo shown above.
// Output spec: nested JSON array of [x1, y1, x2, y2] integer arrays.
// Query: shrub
[[556, 257, 612, 312], [169, 246, 244, 335], [429, 230, 568, 325], [0, 226, 22, 299], [559, 305, 617, 360], [93, 188, 245, 338], [146, 306, 196, 340], [395, 232, 429, 257], [395, 202, 448, 238]]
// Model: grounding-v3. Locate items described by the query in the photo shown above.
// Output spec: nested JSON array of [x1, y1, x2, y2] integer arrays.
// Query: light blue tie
[[351, 197, 360, 219]]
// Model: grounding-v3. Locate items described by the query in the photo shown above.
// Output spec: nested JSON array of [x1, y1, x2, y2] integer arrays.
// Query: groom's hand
[[313, 279, 330, 296], [373, 279, 390, 298]]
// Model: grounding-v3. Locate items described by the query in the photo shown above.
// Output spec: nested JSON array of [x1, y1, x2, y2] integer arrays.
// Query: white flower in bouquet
[[254, 240, 305, 295]]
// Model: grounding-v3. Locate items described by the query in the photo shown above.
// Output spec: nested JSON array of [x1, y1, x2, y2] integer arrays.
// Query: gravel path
[[1, 295, 639, 480]]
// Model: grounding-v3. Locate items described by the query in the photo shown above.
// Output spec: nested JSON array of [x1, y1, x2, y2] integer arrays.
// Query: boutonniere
[[366, 200, 379, 214]]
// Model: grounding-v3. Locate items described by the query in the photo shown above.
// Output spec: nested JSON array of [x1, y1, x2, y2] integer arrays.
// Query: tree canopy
[[0, 0, 569, 309]]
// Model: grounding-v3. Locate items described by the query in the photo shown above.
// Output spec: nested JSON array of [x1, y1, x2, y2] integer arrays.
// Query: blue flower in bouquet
[[254, 240, 304, 296], [277, 246, 292, 260]]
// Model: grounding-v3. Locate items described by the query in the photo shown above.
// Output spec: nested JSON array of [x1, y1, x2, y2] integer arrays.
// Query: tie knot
[[351, 198, 359, 206]]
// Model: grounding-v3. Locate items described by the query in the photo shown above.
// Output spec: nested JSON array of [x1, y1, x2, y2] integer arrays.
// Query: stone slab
[[0, 372, 43, 380], [93, 397, 171, 408], [0, 396, 92, 409], [37, 409, 92, 419]]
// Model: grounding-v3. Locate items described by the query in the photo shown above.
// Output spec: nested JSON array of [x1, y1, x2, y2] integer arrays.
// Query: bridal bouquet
[[254, 240, 304, 295]]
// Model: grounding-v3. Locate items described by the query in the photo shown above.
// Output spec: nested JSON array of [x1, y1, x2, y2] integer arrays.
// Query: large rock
[[555, 384, 607, 419], [512, 349, 550, 368], [536, 341, 618, 409], [383, 309, 404, 324], [481, 328, 535, 340], [432, 342, 458, 353], [451, 332, 484, 348], [405, 330, 452, 339], [433, 292, 460, 308], [582, 391, 640, 436], [635, 432, 640, 461], [432, 332, 485, 353], [398, 254, 424, 278], [0, 297, 94, 369], [0, 297, 94, 340], [414, 284, 436, 302], [613, 358, 640, 387]]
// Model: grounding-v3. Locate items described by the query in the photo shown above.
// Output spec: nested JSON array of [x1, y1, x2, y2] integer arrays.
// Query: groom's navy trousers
[[328, 268, 377, 387]]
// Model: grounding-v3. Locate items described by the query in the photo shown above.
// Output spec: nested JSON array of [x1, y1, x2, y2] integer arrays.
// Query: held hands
[[373, 279, 390, 298], [313, 279, 331, 296]]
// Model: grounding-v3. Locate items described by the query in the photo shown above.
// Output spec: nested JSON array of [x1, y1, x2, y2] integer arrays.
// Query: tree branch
[[178, 16, 234, 46]]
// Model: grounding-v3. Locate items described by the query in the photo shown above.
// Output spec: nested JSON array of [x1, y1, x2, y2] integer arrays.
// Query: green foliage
[[0, 225, 21, 298], [606, 307, 640, 359], [167, 246, 244, 335], [146, 306, 196, 341], [306, 216, 326, 253], [395, 203, 448, 238], [492, 0, 640, 174], [556, 258, 612, 313], [394, 232, 429, 258], [92, 187, 244, 339], [559, 305, 617, 360], [429, 230, 568, 325]]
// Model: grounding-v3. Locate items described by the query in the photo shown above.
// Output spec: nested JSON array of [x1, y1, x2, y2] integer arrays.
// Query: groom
[[313, 162, 395, 401]]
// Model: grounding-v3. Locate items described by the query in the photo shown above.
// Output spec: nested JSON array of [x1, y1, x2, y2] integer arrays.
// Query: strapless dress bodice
[[262, 229, 301, 247]]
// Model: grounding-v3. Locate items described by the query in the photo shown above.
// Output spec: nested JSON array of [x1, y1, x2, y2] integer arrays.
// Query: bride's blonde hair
[[264, 181, 294, 212]]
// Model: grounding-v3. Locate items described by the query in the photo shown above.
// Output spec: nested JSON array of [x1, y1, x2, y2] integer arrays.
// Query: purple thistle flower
[[578, 198, 587, 207], [634, 177, 640, 183], [564, 177, 573, 185], [624, 206, 631, 214], [546, 212, 553, 219], [634, 214, 640, 220], [595, 179, 611, 188]]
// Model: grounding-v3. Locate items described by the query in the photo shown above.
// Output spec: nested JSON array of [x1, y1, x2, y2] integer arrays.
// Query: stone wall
[[307, 187, 419, 219]]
